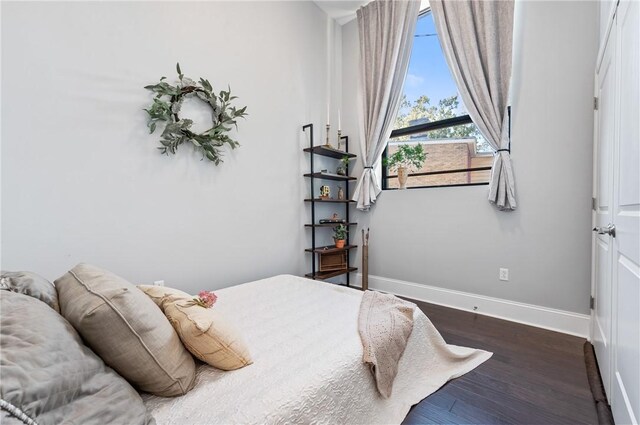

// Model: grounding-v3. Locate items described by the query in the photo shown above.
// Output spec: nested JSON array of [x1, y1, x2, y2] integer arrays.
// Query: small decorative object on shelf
[[319, 251, 347, 272], [324, 124, 332, 148], [333, 224, 348, 249], [320, 213, 345, 224], [303, 123, 358, 284], [319, 185, 331, 199], [336, 155, 350, 176]]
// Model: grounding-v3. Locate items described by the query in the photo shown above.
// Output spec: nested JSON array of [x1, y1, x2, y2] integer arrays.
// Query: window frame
[[381, 115, 494, 190]]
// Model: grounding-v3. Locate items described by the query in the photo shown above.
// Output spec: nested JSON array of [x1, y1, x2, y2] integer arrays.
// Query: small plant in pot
[[333, 224, 348, 249], [382, 144, 427, 189], [336, 155, 350, 176]]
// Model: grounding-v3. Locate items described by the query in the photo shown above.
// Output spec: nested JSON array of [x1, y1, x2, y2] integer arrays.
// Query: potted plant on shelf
[[382, 144, 427, 189], [333, 224, 348, 249], [336, 155, 350, 176]]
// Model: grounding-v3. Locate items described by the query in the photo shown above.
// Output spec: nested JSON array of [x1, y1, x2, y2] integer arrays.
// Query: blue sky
[[403, 11, 461, 110]]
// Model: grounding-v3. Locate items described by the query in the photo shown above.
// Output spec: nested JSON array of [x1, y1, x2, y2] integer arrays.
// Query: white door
[[592, 17, 616, 397], [611, 2, 640, 424]]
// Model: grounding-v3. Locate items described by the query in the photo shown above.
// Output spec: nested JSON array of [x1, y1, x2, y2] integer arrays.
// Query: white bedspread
[[142, 275, 491, 424]]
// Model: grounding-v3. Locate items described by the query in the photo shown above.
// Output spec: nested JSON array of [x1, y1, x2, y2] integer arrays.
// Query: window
[[382, 8, 493, 190]]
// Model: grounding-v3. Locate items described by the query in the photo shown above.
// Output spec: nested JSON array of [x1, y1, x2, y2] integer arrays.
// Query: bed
[[142, 275, 491, 424]]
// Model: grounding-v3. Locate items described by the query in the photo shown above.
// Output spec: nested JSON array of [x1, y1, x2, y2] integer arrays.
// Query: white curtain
[[430, 0, 517, 210], [352, 0, 420, 211]]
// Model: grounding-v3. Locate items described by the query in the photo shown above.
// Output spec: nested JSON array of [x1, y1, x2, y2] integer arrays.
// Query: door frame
[[590, 2, 618, 396], [591, 1, 617, 344]]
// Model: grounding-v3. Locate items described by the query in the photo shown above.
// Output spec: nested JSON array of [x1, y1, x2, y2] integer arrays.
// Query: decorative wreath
[[144, 63, 248, 165]]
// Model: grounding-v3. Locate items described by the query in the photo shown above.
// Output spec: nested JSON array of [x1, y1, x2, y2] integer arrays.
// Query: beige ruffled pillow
[[138, 285, 252, 371]]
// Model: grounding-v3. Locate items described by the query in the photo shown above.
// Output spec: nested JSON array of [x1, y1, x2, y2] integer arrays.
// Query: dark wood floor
[[403, 299, 599, 425]]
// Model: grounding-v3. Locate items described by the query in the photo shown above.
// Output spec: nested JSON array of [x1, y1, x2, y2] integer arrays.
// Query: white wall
[[341, 0, 599, 314], [1, 1, 332, 292]]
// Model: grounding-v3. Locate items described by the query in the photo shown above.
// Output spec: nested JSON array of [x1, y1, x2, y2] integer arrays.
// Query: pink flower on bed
[[192, 290, 217, 308]]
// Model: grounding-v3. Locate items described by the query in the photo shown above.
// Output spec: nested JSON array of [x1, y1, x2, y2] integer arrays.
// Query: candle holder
[[324, 124, 333, 148], [337, 129, 343, 151]]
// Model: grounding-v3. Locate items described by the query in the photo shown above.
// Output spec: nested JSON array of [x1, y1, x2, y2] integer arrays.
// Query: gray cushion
[[55, 263, 196, 397], [0, 271, 59, 312], [0, 290, 154, 425]]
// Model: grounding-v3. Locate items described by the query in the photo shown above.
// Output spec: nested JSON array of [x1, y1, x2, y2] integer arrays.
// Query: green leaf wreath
[[144, 63, 248, 165]]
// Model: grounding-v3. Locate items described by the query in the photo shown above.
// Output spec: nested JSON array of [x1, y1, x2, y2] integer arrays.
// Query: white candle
[[327, 103, 331, 126], [338, 109, 341, 131], [327, 15, 332, 125]]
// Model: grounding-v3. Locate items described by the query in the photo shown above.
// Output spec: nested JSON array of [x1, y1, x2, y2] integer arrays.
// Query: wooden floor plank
[[474, 368, 595, 421], [406, 404, 463, 425], [402, 299, 598, 425]]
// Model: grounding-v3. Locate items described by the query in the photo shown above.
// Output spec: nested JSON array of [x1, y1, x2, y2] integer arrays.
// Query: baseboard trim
[[355, 273, 591, 338]]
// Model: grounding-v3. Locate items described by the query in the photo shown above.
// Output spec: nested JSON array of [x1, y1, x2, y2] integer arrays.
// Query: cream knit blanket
[[358, 290, 493, 399], [358, 290, 416, 398]]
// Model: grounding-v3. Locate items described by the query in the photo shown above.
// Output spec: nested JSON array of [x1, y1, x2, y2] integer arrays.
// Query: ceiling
[[313, 0, 431, 25], [313, 1, 371, 25]]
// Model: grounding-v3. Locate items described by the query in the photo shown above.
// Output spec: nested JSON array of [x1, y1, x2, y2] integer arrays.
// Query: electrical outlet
[[499, 268, 509, 281], [153, 280, 165, 287]]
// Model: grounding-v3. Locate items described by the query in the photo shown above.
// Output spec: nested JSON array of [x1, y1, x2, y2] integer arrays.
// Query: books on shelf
[[319, 219, 345, 224]]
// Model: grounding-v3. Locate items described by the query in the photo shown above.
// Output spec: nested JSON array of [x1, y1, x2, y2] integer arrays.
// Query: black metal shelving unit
[[302, 123, 358, 285]]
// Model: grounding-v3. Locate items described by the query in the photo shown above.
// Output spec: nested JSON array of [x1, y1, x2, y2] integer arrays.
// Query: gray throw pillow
[[55, 263, 196, 397], [0, 290, 154, 425], [0, 271, 59, 312]]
